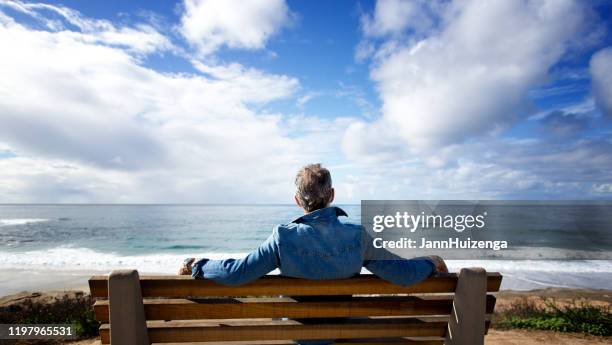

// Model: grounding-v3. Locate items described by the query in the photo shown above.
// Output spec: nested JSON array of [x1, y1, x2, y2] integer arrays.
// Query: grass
[[495, 297, 611, 336]]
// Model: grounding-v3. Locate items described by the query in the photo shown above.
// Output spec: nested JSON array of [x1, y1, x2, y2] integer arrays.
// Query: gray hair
[[295, 163, 333, 212]]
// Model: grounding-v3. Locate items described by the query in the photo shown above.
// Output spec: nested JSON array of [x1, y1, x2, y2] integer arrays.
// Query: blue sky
[[0, 0, 611, 203]]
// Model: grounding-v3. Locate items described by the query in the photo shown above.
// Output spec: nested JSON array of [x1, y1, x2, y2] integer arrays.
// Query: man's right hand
[[178, 257, 195, 275]]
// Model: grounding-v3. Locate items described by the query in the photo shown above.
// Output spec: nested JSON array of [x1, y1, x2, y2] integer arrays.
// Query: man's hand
[[427, 255, 448, 274], [178, 257, 195, 275]]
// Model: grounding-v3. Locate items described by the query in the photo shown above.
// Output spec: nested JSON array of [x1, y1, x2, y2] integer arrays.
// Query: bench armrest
[[108, 270, 150, 345], [445, 267, 487, 345]]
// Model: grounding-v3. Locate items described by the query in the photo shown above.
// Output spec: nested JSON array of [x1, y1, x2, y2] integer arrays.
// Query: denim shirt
[[191, 206, 435, 286]]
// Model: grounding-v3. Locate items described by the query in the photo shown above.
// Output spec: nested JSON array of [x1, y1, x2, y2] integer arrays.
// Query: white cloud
[[0, 156, 135, 203], [590, 47, 612, 118], [0, 4, 319, 203], [190, 60, 297, 103], [347, 0, 587, 154], [338, 132, 612, 200], [296, 92, 320, 108], [0, 0, 610, 203], [338, 0, 612, 200], [179, 0, 293, 56], [360, 0, 437, 37], [592, 183, 612, 194], [0, 0, 173, 54], [354, 40, 375, 62]]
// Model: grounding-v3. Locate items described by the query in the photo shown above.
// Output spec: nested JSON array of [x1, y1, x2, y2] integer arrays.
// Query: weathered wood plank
[[94, 296, 457, 322], [99, 320, 447, 343], [89, 273, 502, 298], [95, 295, 497, 323], [107, 270, 149, 345], [445, 268, 487, 345], [149, 341, 444, 345], [485, 295, 496, 335]]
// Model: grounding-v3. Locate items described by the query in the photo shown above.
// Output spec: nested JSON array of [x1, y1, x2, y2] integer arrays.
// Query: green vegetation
[[495, 298, 611, 336], [0, 291, 99, 339]]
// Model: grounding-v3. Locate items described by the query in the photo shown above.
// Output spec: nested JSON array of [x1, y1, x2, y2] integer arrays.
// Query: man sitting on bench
[[179, 163, 447, 283]]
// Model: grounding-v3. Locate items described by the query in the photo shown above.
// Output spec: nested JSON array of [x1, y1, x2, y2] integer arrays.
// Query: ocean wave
[[445, 259, 612, 273], [0, 247, 248, 273], [386, 245, 612, 260], [162, 245, 209, 250], [0, 218, 49, 227], [1, 247, 611, 272], [0, 247, 610, 289]]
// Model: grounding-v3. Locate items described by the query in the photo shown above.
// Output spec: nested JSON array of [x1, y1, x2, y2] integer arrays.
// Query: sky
[[0, 0, 611, 203]]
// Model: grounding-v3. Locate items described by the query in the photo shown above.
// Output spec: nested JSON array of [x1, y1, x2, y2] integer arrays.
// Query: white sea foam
[[0, 247, 251, 273], [446, 259, 612, 273], [1, 247, 610, 290], [0, 218, 49, 227]]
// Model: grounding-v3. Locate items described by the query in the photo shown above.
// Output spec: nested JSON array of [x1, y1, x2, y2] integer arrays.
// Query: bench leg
[[108, 270, 150, 345], [444, 268, 487, 345]]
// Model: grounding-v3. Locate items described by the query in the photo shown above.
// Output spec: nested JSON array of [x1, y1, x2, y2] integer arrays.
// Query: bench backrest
[[89, 268, 502, 345]]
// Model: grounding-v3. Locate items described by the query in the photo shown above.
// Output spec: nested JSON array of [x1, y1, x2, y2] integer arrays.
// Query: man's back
[[190, 206, 435, 287], [275, 207, 363, 279]]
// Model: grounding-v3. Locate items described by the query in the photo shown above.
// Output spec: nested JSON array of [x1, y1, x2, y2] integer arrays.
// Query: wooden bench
[[89, 268, 502, 345]]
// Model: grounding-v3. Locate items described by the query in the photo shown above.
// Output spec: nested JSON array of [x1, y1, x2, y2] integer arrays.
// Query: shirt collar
[[292, 206, 348, 224]]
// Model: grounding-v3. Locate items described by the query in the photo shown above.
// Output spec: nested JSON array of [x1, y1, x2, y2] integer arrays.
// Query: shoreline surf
[[1, 246, 610, 295]]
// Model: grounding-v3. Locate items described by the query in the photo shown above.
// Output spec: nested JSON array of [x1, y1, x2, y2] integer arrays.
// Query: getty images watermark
[[361, 200, 612, 260], [370, 209, 507, 250]]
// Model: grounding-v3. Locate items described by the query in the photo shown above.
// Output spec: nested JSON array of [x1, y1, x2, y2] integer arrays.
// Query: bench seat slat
[[93, 341, 445, 345], [93, 296, 462, 322], [89, 274, 502, 298], [152, 342, 444, 345], [99, 320, 447, 343], [103, 318, 444, 327], [93, 295, 497, 322]]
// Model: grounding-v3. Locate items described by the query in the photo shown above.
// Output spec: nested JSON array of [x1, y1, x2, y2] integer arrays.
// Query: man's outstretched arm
[[362, 230, 447, 286], [364, 256, 445, 287], [182, 232, 280, 286]]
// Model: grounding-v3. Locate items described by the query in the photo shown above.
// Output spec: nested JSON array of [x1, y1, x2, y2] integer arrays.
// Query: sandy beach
[[0, 269, 92, 297], [1, 287, 609, 345], [495, 288, 612, 308]]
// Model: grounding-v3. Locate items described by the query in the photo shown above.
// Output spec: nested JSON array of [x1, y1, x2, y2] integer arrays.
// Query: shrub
[[495, 297, 611, 336], [0, 291, 99, 339]]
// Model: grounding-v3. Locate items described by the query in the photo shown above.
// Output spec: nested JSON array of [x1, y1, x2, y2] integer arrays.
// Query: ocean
[[0, 204, 611, 294]]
